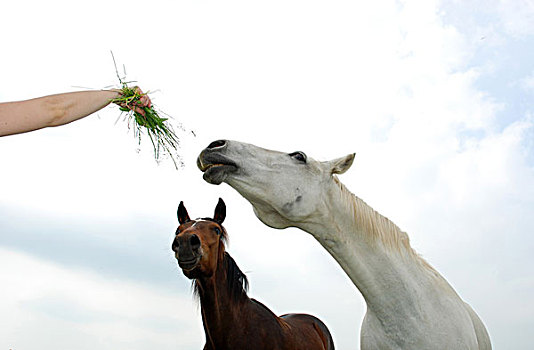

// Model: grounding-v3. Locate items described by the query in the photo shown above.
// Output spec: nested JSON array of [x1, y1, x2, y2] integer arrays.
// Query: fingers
[[140, 94, 152, 109], [134, 106, 146, 117], [133, 87, 152, 108]]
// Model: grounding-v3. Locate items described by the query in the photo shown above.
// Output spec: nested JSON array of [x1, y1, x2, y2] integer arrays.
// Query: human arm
[[0, 88, 151, 137]]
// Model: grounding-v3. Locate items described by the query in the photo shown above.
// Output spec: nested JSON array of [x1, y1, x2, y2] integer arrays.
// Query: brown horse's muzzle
[[172, 233, 202, 272]]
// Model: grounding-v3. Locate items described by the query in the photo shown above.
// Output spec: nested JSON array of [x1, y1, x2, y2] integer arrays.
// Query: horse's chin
[[202, 165, 236, 185], [178, 256, 201, 272]]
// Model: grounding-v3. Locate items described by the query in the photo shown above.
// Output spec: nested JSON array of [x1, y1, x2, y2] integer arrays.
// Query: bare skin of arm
[[0, 89, 151, 137]]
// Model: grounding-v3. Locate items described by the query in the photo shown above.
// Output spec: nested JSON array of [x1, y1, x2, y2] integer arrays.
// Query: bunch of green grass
[[110, 54, 182, 168], [112, 84, 181, 168]]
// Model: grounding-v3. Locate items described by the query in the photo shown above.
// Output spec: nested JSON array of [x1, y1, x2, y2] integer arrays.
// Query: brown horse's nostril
[[207, 140, 226, 149], [190, 234, 201, 249]]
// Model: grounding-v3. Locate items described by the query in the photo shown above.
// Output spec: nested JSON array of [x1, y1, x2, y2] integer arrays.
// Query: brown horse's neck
[[195, 248, 250, 348]]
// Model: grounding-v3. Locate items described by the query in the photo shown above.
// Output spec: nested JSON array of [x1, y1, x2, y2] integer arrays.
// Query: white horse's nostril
[[207, 140, 227, 149]]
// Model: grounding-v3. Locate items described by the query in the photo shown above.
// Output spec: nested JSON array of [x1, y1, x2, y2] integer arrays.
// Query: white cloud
[[496, 0, 534, 37], [521, 71, 534, 93], [0, 248, 203, 350]]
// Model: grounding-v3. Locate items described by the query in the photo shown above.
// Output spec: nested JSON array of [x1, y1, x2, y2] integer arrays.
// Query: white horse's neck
[[300, 177, 451, 321]]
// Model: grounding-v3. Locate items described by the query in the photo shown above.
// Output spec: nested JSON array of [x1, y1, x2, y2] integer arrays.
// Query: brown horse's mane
[[221, 252, 249, 300]]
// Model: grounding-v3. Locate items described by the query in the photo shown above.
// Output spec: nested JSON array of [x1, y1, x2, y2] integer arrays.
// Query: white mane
[[334, 176, 439, 277]]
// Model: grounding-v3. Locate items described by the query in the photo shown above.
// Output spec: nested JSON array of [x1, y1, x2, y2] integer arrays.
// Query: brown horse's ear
[[213, 198, 226, 224], [177, 201, 191, 224]]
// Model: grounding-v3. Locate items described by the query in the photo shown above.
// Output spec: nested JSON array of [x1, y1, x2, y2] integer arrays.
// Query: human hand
[[113, 86, 153, 117]]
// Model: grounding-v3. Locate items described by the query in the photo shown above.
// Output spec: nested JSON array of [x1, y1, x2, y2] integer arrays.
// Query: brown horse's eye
[[214, 227, 221, 235]]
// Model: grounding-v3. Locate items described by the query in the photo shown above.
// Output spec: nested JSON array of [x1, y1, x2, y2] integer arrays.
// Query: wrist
[[102, 89, 122, 104]]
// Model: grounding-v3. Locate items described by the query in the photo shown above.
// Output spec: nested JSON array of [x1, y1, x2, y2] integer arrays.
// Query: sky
[[1, 0, 533, 349]]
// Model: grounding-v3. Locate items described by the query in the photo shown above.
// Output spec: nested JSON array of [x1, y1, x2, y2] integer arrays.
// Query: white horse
[[197, 139, 491, 350]]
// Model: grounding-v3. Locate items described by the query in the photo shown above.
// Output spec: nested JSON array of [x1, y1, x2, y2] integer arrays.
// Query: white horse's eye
[[289, 151, 307, 163]]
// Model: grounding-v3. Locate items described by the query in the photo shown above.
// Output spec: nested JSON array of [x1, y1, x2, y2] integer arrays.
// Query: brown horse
[[171, 198, 335, 350]]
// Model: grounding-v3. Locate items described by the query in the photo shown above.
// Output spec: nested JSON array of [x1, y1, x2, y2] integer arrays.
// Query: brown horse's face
[[172, 199, 226, 279]]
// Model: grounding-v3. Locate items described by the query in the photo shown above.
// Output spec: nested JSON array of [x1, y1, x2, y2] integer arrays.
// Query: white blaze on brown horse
[[172, 198, 335, 350], [197, 140, 492, 350]]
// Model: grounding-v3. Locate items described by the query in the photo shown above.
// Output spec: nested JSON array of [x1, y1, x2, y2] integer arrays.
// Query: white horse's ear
[[328, 153, 355, 175]]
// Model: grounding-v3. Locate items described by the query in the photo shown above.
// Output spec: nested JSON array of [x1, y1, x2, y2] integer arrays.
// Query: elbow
[[43, 97, 69, 127]]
